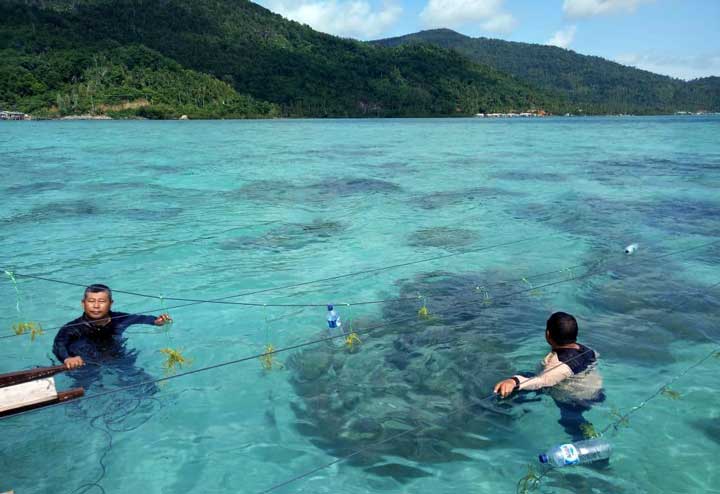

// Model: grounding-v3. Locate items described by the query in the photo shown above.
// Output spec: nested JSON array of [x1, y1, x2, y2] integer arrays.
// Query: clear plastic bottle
[[624, 243, 638, 254], [538, 439, 612, 467], [327, 304, 342, 329], [326, 305, 343, 343]]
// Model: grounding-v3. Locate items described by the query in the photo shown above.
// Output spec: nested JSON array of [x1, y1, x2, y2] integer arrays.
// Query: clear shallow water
[[0, 117, 718, 494]]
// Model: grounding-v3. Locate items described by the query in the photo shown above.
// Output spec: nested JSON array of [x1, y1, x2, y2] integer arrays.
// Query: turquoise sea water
[[0, 117, 719, 494]]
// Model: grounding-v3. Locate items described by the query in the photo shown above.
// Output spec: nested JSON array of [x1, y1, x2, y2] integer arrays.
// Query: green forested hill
[[373, 29, 720, 114], [0, 0, 559, 118]]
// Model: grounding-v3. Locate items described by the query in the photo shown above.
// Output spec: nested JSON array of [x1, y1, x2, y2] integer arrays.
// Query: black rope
[[0, 260, 612, 423], [601, 346, 718, 437], [1, 236, 553, 339], [2, 237, 716, 341], [598, 279, 720, 436], [5, 235, 543, 302], [261, 278, 720, 494], [4, 266, 717, 494], [0, 242, 703, 423], [257, 347, 600, 494]]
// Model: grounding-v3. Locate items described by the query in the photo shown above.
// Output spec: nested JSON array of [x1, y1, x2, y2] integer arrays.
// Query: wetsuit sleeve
[[514, 352, 573, 391], [52, 324, 81, 362], [111, 312, 158, 335]]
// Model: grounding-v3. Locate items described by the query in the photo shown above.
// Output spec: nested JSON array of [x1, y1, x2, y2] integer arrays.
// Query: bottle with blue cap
[[326, 304, 344, 343], [538, 438, 611, 467]]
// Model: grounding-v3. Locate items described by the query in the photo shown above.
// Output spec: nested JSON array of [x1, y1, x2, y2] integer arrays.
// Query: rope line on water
[[264, 276, 720, 494], [522, 278, 720, 492], [1, 235, 715, 494], [600, 346, 719, 437], [598, 278, 720, 437], [5, 251, 608, 309], [2, 264, 717, 494], [4, 235, 543, 302], [256, 348, 603, 494], [2, 237, 717, 341], [526, 346, 720, 493], [0, 256, 623, 423], [0, 235, 554, 339], [2, 242, 715, 422]]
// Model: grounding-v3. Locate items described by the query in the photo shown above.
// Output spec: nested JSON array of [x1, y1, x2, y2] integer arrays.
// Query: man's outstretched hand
[[493, 378, 518, 398], [64, 356, 85, 369], [154, 313, 173, 326]]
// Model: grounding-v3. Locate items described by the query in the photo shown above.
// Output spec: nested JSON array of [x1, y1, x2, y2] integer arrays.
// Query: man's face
[[82, 291, 113, 320]]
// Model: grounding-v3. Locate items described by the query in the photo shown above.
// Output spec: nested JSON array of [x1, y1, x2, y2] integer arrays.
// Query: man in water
[[493, 312, 604, 439], [53, 284, 172, 369]]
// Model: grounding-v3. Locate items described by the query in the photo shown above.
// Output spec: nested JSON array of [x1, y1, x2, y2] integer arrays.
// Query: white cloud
[[261, 0, 402, 39], [420, 0, 517, 34], [615, 53, 720, 80], [563, 0, 653, 18], [546, 25, 577, 48]]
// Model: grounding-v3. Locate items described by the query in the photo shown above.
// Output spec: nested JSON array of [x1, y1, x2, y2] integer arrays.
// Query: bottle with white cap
[[538, 438, 612, 467], [624, 243, 638, 254]]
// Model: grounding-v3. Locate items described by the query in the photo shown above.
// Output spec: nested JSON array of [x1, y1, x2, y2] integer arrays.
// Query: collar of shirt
[[81, 312, 116, 332]]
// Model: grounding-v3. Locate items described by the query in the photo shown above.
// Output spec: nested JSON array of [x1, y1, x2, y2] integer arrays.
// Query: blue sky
[[255, 0, 720, 80]]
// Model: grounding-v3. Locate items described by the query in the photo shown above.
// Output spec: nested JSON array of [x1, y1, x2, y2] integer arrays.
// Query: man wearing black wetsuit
[[53, 284, 172, 369]]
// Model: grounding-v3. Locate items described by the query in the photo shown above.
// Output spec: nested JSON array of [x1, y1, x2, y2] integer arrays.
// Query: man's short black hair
[[546, 312, 578, 345], [84, 284, 112, 300]]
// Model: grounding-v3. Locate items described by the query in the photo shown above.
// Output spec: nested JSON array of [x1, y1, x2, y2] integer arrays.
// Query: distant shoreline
[[4, 112, 719, 122]]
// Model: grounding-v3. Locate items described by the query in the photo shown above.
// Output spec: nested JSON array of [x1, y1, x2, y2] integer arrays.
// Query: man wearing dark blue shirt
[[53, 284, 172, 369]]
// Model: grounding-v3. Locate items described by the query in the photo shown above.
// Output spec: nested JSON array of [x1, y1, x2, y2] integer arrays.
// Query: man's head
[[82, 284, 113, 320], [545, 312, 578, 346]]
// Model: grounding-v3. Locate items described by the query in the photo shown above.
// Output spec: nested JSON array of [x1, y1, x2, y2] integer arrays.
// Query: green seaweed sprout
[[476, 286, 492, 306], [714, 351, 720, 359], [562, 266, 576, 281], [345, 332, 362, 352], [260, 344, 284, 370], [5, 270, 22, 314], [609, 407, 630, 428], [418, 296, 432, 320], [160, 348, 192, 375], [12, 321, 44, 341], [580, 422, 601, 439], [5, 271, 43, 342], [661, 387, 681, 400], [521, 277, 542, 297], [516, 464, 541, 494]]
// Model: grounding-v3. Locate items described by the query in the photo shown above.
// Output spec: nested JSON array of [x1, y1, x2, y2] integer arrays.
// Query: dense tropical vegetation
[[373, 29, 720, 115], [0, 0, 558, 118], [1, 2, 717, 118]]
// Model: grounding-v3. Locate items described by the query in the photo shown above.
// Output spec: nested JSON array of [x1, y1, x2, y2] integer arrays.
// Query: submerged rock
[[123, 207, 184, 221], [285, 270, 550, 480], [5, 182, 66, 194], [285, 262, 717, 480], [412, 186, 520, 210], [218, 219, 346, 252], [364, 463, 434, 481], [230, 177, 401, 206], [407, 226, 478, 251], [316, 177, 401, 196], [691, 417, 720, 445]]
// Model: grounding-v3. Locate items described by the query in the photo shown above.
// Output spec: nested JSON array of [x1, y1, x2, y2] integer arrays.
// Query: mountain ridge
[[371, 28, 719, 114], [1, 2, 717, 118], [0, 0, 559, 118]]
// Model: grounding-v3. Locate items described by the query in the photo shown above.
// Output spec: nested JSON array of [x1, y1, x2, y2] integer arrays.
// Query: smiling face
[[82, 290, 113, 320]]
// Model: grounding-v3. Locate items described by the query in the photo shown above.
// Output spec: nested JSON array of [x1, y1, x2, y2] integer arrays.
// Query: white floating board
[[0, 377, 58, 413]]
